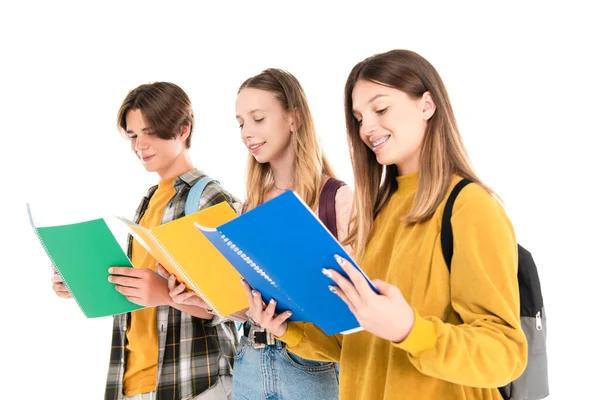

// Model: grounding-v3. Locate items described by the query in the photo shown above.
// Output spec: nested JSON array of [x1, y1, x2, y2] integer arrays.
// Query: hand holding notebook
[[114, 202, 249, 318], [29, 201, 250, 319], [28, 204, 143, 318], [195, 190, 378, 335]]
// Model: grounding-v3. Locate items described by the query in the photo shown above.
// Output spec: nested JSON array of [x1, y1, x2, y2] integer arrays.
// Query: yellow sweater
[[281, 173, 527, 400]]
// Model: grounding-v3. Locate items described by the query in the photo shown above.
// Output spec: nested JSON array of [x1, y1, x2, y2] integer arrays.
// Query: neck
[[269, 144, 296, 191], [396, 146, 421, 176], [157, 150, 194, 181]]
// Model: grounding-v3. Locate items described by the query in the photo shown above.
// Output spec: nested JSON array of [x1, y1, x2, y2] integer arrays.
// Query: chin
[[252, 154, 270, 164], [375, 154, 396, 167], [141, 162, 158, 172]]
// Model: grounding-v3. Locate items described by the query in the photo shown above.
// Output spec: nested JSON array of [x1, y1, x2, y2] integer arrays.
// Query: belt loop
[[276, 339, 284, 350]]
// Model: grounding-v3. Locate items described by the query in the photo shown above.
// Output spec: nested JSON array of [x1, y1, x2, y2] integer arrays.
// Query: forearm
[[168, 300, 214, 320], [226, 308, 249, 323]]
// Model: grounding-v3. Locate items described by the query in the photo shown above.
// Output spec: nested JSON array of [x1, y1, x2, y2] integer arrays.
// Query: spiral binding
[[220, 233, 278, 288], [30, 224, 89, 318], [218, 232, 308, 320]]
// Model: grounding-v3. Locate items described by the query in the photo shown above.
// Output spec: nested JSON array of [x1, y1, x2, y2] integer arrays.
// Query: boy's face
[[125, 108, 187, 178]]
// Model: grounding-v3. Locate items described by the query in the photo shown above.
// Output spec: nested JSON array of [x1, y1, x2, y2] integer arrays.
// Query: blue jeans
[[123, 374, 232, 399], [232, 335, 339, 400]]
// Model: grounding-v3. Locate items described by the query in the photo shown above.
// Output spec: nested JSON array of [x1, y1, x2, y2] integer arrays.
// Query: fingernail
[[322, 268, 332, 278], [252, 290, 257, 297], [286, 311, 292, 315], [269, 299, 275, 304], [108, 267, 114, 273], [334, 254, 345, 266], [107, 276, 113, 282], [328, 285, 337, 294]]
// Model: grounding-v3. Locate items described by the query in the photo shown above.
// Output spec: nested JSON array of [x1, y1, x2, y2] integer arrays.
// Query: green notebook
[[28, 204, 143, 318]]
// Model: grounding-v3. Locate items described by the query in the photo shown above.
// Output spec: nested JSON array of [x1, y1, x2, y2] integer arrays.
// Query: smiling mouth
[[371, 136, 390, 148], [141, 155, 155, 162], [249, 142, 265, 151]]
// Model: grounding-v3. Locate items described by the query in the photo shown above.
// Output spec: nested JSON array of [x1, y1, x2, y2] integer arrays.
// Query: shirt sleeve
[[279, 322, 343, 362], [199, 182, 242, 212], [393, 184, 528, 388]]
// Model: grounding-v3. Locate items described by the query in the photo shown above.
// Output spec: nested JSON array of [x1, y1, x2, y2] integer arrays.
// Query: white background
[[1, 1, 598, 399]]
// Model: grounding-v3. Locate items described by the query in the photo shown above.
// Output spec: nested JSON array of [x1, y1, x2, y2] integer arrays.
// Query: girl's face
[[351, 79, 435, 175], [236, 88, 295, 165]]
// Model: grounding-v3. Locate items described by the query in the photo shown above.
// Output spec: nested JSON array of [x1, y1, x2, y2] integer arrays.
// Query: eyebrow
[[236, 108, 267, 119], [125, 127, 152, 134], [352, 94, 389, 115]]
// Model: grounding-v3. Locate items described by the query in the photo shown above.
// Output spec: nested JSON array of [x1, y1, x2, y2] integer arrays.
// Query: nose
[[360, 116, 378, 137], [134, 133, 150, 152], [241, 126, 254, 142]]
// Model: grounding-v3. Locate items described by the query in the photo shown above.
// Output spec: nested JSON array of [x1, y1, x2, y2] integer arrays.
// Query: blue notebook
[[194, 190, 376, 335]]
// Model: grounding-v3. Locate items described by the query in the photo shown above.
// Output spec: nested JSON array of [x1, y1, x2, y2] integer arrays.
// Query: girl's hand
[[241, 278, 292, 337], [324, 255, 415, 343]]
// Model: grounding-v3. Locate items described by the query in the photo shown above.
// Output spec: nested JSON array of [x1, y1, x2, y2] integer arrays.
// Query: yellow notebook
[[115, 202, 248, 317]]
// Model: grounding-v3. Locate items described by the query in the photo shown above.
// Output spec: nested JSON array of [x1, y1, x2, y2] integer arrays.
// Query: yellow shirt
[[123, 176, 176, 396], [281, 173, 527, 400]]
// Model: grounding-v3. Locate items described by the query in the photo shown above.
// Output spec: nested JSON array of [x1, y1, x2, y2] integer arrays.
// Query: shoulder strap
[[441, 178, 473, 271], [318, 177, 346, 240], [184, 176, 219, 216]]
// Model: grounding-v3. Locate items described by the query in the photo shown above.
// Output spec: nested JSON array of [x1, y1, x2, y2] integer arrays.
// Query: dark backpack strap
[[441, 178, 473, 271], [319, 177, 346, 240]]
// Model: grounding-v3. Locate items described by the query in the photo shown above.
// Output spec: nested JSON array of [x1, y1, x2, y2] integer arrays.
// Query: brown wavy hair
[[344, 50, 493, 257], [117, 82, 194, 148]]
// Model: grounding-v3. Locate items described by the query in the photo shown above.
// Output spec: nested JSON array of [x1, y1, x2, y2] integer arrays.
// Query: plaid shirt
[[105, 170, 241, 400]]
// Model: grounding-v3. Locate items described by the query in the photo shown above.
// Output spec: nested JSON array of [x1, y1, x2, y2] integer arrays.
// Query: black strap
[[318, 178, 346, 240], [441, 178, 473, 271]]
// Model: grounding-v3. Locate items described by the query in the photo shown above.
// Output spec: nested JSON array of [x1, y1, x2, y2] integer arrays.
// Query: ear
[[289, 109, 303, 133], [420, 92, 436, 121], [179, 123, 191, 142]]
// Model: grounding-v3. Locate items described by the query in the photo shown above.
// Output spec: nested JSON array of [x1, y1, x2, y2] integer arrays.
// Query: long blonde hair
[[344, 50, 494, 258], [239, 69, 335, 211]]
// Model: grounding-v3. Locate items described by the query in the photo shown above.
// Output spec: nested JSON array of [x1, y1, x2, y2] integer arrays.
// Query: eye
[[127, 134, 137, 139], [238, 124, 244, 129], [375, 107, 388, 115], [254, 118, 264, 123]]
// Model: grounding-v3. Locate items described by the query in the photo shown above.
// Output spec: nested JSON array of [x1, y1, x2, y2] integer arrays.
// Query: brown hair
[[344, 50, 493, 257], [239, 68, 336, 211], [117, 82, 194, 148]]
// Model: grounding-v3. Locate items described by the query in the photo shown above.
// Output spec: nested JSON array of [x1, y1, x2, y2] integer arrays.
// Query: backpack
[[441, 178, 549, 400], [318, 177, 347, 240], [184, 176, 219, 216]]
